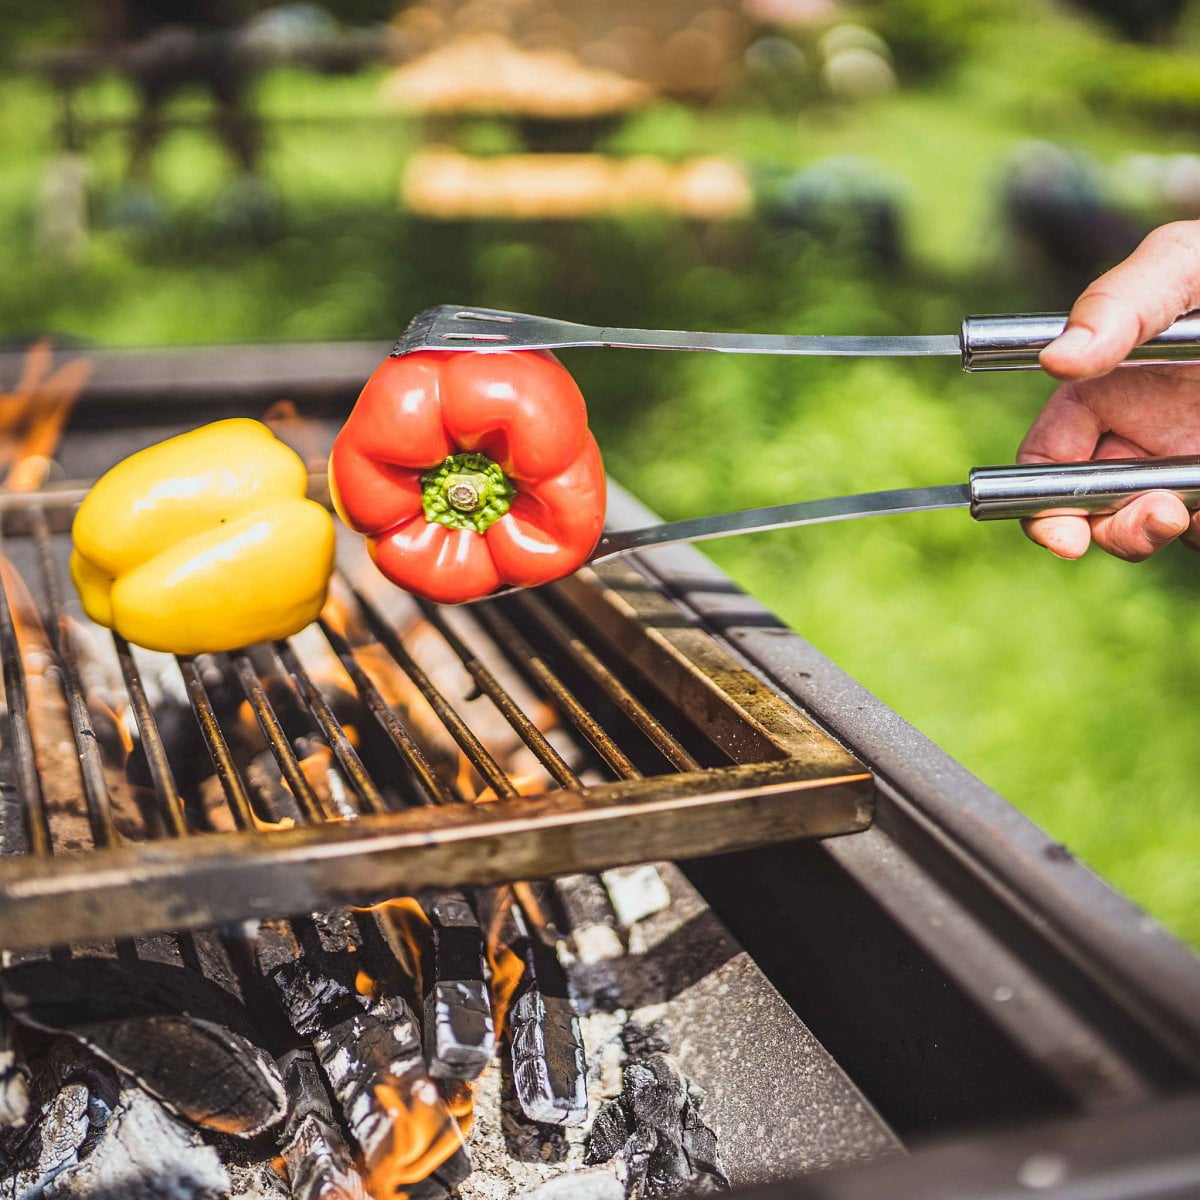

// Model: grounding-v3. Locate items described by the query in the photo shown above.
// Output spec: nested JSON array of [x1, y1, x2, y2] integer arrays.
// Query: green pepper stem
[[421, 452, 515, 534]]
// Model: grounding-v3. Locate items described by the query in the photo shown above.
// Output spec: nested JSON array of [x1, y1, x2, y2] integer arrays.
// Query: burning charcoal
[[0, 1008, 29, 1128], [585, 1055, 728, 1199], [553, 875, 623, 966], [421, 892, 495, 1081], [225, 1162, 292, 1199], [43, 1086, 229, 1199], [0, 958, 287, 1138], [403, 1147, 472, 1200], [483, 893, 587, 1128], [257, 917, 471, 1199], [277, 1048, 370, 1200]]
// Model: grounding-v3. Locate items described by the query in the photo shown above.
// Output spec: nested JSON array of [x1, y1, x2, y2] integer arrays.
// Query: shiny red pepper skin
[[329, 350, 606, 604]]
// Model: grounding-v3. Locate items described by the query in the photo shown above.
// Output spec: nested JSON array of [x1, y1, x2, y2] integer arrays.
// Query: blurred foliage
[[0, 0, 82, 57], [1069, 0, 1190, 41], [862, 0, 1020, 77], [2, 2, 1200, 947]]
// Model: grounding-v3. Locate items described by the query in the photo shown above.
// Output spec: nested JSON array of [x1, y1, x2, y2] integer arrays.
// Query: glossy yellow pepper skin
[[70, 419, 335, 655]]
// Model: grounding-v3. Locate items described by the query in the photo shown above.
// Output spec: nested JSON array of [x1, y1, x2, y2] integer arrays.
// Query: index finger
[[1039, 220, 1200, 381]]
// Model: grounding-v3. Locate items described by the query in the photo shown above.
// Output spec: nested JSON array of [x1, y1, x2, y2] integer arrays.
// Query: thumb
[[1040, 221, 1200, 382]]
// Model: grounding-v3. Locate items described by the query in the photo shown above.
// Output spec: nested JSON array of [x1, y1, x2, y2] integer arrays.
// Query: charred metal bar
[[0, 522, 51, 858], [416, 600, 578, 789], [511, 591, 701, 774], [318, 615, 451, 805], [0, 760, 871, 948], [346, 580, 517, 799], [480, 889, 588, 1127], [176, 656, 258, 831], [231, 652, 324, 823], [29, 506, 118, 849], [112, 634, 187, 839], [474, 601, 638, 780], [274, 640, 379, 815]]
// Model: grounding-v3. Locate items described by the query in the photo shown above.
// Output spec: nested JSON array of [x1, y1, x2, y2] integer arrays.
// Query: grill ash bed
[[0, 342, 1197, 1200]]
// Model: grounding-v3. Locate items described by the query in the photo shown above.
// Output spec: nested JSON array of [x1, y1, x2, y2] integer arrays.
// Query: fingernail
[[1147, 513, 1180, 543], [1047, 326, 1093, 357]]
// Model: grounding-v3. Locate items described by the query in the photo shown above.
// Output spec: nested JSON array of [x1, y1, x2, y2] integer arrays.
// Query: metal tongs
[[396, 306, 1200, 370], [469, 455, 1200, 602]]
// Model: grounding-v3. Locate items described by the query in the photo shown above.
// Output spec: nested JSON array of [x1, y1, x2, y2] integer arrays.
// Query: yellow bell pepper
[[71, 419, 335, 655]]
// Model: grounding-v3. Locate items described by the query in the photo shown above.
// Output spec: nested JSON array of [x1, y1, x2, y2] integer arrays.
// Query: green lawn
[[3, 3, 1200, 944]]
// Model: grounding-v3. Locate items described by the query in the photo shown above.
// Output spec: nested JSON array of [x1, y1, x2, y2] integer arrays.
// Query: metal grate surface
[[0, 482, 872, 950]]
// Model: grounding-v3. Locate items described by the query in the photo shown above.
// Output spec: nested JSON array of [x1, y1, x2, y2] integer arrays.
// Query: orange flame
[[355, 968, 380, 1002], [358, 896, 431, 995], [441, 1079, 475, 1137], [483, 887, 525, 1040], [367, 1078, 465, 1197], [0, 345, 91, 493]]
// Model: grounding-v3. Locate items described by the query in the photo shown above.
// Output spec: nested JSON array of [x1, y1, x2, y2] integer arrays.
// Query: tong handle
[[962, 312, 1200, 370], [970, 455, 1200, 520]]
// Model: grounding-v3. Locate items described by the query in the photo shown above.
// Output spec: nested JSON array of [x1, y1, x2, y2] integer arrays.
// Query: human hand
[[1020, 220, 1200, 560]]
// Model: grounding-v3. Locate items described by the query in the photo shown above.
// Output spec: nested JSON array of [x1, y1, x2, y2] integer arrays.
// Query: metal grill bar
[[274, 639, 382, 815], [416, 600, 579, 791], [0, 526, 50, 858], [0, 761, 873, 948], [475, 601, 640, 780], [511, 592, 701, 774], [29, 507, 119, 849], [178, 656, 258, 831], [113, 633, 187, 838], [317, 614, 452, 807], [0, 483, 873, 946], [346, 578, 518, 799], [232, 651, 325, 824]]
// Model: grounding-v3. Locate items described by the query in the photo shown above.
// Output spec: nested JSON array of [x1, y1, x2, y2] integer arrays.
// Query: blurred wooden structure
[[389, 0, 753, 101]]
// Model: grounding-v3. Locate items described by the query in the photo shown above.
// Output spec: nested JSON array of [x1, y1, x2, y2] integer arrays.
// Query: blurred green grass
[[3, 2, 1200, 944]]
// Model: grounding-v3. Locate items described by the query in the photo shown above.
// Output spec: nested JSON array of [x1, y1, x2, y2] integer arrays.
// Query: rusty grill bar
[[0, 486, 872, 950]]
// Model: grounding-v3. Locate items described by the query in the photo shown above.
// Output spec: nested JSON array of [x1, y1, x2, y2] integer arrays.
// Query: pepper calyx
[[420, 452, 516, 534]]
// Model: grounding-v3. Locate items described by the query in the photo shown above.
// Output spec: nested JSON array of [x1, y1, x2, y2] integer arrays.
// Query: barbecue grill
[[0, 341, 1198, 1200]]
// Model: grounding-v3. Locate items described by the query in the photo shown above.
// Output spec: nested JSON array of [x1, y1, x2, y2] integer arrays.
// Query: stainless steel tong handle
[[970, 455, 1200, 519], [962, 313, 1200, 370]]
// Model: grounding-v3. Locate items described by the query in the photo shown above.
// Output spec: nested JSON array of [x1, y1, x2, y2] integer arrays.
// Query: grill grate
[[0, 482, 873, 949]]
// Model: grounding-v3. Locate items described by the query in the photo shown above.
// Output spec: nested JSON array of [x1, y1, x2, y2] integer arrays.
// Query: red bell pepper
[[329, 350, 606, 604]]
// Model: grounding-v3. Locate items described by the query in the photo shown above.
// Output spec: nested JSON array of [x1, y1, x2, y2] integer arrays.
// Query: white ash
[[601, 869, 671, 931], [42, 1088, 227, 1200]]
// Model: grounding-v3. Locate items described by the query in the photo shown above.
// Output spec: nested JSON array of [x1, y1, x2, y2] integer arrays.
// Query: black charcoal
[[481, 894, 587, 1128], [1, 958, 286, 1138], [277, 1048, 370, 1200], [43, 1087, 228, 1200], [585, 1055, 728, 1199], [421, 892, 494, 1081], [554, 876, 623, 966]]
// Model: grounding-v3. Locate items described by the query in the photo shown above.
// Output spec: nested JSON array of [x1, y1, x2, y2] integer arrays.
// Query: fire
[[355, 968, 380, 1002], [472, 771, 548, 805], [366, 1078, 466, 1197], [441, 1079, 475, 1137], [0, 341, 91, 492], [357, 897, 431, 994], [483, 887, 525, 1040]]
